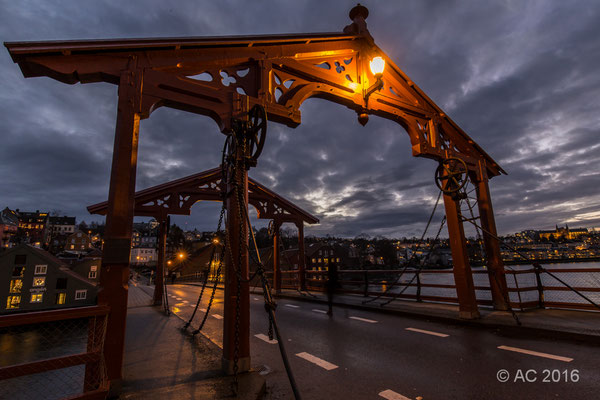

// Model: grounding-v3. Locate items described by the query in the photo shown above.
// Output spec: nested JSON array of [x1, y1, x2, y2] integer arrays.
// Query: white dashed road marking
[[498, 345, 573, 362], [212, 314, 223, 320], [254, 333, 278, 344], [349, 316, 378, 323], [182, 300, 189, 303], [312, 309, 327, 314], [295, 352, 338, 370], [378, 389, 412, 400], [285, 304, 300, 308], [175, 297, 183, 301], [405, 327, 449, 338]]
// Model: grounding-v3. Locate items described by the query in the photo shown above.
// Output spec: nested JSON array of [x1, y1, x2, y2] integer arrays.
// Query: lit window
[[32, 277, 46, 287], [89, 271, 97, 279], [9, 279, 23, 293], [34, 265, 47, 275], [318, 258, 321, 263], [336, 258, 340, 262], [75, 290, 87, 300], [312, 258, 316, 263], [56, 293, 66, 304], [70, 245, 74, 249], [12, 266, 25, 277], [30, 293, 43, 303], [325, 258, 329, 263], [90, 266, 97, 272], [6, 295, 21, 309]]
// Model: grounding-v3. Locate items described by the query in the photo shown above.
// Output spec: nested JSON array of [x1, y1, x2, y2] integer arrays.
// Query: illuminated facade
[[0, 244, 97, 314], [538, 225, 589, 240]]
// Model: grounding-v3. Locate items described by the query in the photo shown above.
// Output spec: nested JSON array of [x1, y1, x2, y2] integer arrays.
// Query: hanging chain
[[458, 184, 521, 325], [363, 190, 443, 305]]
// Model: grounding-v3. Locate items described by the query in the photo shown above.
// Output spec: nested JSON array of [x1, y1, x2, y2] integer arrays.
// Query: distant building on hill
[[538, 225, 588, 240]]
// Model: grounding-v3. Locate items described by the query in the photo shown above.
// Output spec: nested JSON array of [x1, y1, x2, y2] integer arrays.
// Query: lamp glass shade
[[370, 56, 385, 76]]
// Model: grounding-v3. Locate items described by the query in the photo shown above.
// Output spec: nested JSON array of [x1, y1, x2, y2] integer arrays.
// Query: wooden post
[[273, 220, 282, 294], [98, 59, 142, 390], [473, 170, 509, 310], [222, 140, 250, 375], [153, 215, 167, 305], [443, 193, 480, 319], [296, 221, 306, 290]]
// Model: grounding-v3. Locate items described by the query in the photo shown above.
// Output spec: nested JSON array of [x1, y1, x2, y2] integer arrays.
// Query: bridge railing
[[173, 266, 600, 312], [292, 267, 600, 312], [0, 305, 110, 400]]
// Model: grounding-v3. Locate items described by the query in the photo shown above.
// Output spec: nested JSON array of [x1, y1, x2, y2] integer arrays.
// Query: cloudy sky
[[1, 0, 599, 238]]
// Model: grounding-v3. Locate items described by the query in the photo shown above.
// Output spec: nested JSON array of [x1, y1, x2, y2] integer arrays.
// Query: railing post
[[363, 269, 369, 297], [273, 220, 282, 294], [153, 215, 167, 306], [296, 221, 307, 291], [84, 313, 106, 392], [533, 264, 545, 309], [416, 271, 422, 302]]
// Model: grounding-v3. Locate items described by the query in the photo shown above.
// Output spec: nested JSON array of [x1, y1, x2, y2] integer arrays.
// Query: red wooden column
[[272, 220, 282, 294], [98, 59, 142, 389], [473, 169, 509, 310], [296, 220, 307, 290], [222, 141, 250, 374], [153, 215, 167, 306], [443, 193, 480, 319]]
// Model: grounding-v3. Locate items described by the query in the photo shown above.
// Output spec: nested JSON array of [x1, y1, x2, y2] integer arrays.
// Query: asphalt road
[[161, 283, 599, 400]]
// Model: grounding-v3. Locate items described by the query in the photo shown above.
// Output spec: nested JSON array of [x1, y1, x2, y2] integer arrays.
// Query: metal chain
[[363, 190, 443, 304], [380, 216, 447, 306], [458, 186, 521, 325]]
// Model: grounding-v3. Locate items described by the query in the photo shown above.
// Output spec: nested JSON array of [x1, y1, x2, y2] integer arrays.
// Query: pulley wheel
[[435, 157, 469, 194]]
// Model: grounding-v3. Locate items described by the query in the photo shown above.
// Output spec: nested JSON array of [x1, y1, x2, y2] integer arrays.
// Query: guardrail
[[267, 267, 600, 312], [173, 267, 600, 312], [0, 305, 110, 400]]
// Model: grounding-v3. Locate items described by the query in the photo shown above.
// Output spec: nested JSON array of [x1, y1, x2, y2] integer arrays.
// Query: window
[[318, 250, 322, 256], [90, 266, 97, 272], [9, 279, 23, 293], [30, 293, 43, 303], [56, 293, 66, 305], [89, 271, 97, 279], [14, 254, 26, 264], [70, 245, 74, 249], [12, 266, 25, 277], [34, 265, 47, 275], [7, 296, 21, 309], [56, 278, 67, 289], [75, 290, 87, 300], [336, 258, 340, 263], [32, 277, 46, 287], [318, 258, 321, 263], [325, 258, 329, 263], [311, 258, 316, 263]]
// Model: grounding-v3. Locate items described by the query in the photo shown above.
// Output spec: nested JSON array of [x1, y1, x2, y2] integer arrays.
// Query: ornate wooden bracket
[[5, 6, 504, 177]]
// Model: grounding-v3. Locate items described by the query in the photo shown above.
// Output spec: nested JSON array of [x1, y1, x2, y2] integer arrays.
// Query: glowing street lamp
[[358, 56, 386, 126], [178, 252, 185, 259], [369, 56, 385, 77]]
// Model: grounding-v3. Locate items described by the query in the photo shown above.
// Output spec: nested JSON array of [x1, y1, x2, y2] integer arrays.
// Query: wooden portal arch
[[5, 4, 509, 386]]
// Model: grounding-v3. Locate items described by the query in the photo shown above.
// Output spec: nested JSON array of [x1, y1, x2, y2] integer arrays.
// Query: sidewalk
[[120, 283, 265, 399], [255, 287, 600, 342]]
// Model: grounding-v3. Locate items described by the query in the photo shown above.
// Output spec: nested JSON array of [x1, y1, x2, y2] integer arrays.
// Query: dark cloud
[[1, 0, 599, 237]]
